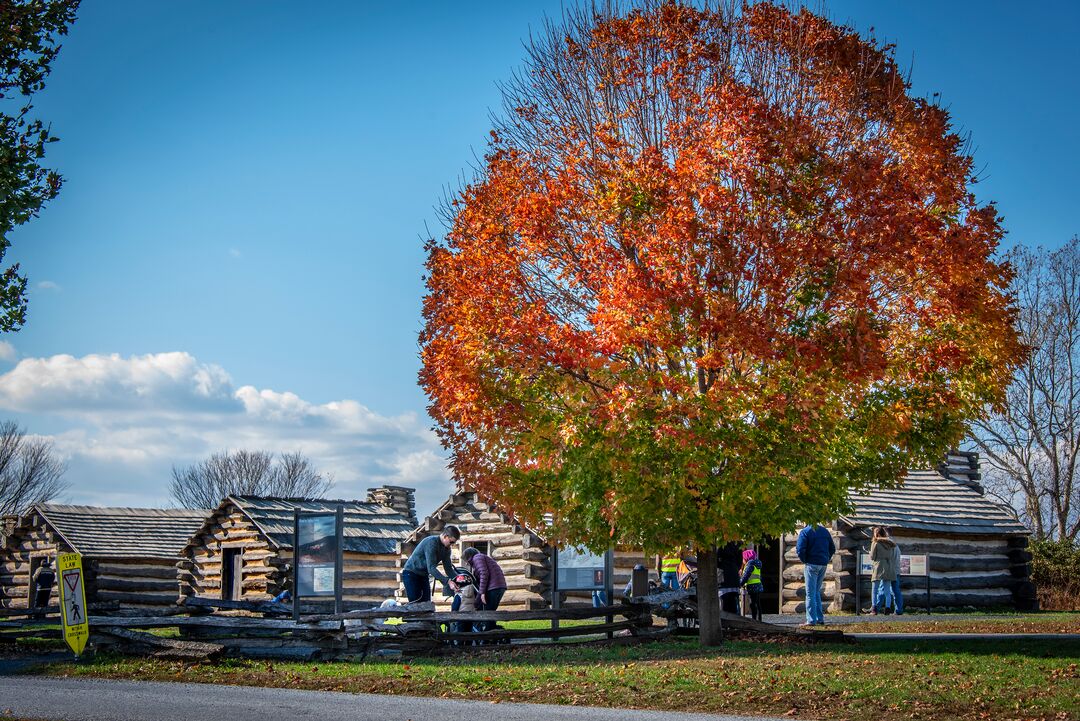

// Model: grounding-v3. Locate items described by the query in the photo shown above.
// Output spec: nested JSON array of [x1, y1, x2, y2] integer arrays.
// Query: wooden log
[[624, 588, 692, 606], [0, 627, 64, 640], [304, 601, 435, 622], [93, 627, 224, 661], [94, 591, 183, 606], [94, 565, 179, 580], [0, 600, 119, 619], [884, 589, 1015, 607], [438, 620, 635, 642], [927, 556, 1013, 573], [93, 578, 178, 594], [89, 615, 343, 630], [181, 596, 292, 615], [423, 606, 631, 623]]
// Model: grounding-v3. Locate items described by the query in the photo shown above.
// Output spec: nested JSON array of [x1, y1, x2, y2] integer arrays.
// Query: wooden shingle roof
[[229, 496, 413, 555], [841, 470, 1028, 536], [35, 504, 210, 558]]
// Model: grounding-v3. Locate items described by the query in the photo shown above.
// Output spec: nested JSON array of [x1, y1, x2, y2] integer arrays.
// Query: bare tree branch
[[970, 237, 1080, 541], [0, 420, 67, 516], [169, 450, 333, 509]]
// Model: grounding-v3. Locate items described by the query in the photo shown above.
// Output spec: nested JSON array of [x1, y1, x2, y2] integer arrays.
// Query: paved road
[[0, 676, 792, 721]]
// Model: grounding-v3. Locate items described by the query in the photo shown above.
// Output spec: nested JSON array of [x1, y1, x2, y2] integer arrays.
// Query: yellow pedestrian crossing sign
[[57, 553, 89, 656]]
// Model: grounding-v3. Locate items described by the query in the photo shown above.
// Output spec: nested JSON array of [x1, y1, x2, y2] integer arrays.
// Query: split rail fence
[[1, 589, 838, 661]]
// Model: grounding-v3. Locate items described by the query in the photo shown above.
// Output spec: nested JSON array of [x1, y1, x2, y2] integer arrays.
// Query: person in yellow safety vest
[[659, 553, 682, 591], [739, 548, 764, 622]]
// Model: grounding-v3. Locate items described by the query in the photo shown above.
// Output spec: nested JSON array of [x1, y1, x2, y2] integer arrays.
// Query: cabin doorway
[[221, 548, 243, 600], [757, 537, 782, 614], [27, 555, 47, 608]]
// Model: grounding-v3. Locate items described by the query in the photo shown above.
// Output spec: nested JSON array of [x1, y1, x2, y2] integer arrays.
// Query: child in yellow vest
[[740, 548, 763, 622]]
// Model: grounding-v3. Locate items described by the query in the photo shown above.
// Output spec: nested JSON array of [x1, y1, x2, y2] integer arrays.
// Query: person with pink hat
[[739, 548, 764, 622]]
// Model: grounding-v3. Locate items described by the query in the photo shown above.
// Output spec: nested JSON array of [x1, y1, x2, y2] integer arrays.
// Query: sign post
[[292, 506, 344, 620], [551, 545, 613, 638], [57, 553, 89, 657]]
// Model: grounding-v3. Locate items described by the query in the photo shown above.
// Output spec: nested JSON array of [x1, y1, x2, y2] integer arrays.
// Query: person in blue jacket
[[401, 525, 460, 602], [796, 523, 836, 626]]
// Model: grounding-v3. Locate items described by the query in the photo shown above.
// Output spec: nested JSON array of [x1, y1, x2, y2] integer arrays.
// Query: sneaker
[[870, 608, 877, 615]]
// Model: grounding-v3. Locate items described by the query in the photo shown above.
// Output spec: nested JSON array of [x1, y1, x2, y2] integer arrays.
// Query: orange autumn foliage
[[419, 1, 1023, 553]]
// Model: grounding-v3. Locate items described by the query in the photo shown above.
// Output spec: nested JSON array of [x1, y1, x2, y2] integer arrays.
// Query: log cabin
[[0, 504, 209, 609], [178, 490, 414, 607], [775, 451, 1035, 614]]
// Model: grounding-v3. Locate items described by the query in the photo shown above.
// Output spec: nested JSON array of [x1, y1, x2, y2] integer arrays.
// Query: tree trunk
[[696, 545, 723, 646]]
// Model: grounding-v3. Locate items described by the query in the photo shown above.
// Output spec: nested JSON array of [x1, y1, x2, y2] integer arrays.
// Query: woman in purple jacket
[[462, 547, 507, 632]]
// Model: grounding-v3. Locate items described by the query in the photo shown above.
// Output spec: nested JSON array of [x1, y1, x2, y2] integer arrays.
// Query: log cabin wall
[[2, 504, 208, 609], [180, 495, 411, 607], [178, 501, 277, 601], [0, 510, 71, 608]]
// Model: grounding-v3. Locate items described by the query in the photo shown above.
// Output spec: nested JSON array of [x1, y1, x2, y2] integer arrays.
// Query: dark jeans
[[402, 570, 430, 603], [32, 589, 51, 618], [476, 586, 506, 632]]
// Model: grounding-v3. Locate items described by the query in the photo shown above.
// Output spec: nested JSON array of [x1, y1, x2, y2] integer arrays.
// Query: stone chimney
[[367, 485, 417, 526]]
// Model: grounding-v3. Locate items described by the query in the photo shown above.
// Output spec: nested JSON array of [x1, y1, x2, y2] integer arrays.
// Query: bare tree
[[0, 421, 67, 516], [169, 450, 333, 509], [970, 237, 1080, 541]]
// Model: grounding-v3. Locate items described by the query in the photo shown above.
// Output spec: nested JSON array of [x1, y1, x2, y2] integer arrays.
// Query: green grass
[[833, 611, 1080, 635], [34, 635, 1080, 721]]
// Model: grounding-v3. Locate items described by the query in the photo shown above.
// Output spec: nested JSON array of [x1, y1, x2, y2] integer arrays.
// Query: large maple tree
[[420, 1, 1022, 644]]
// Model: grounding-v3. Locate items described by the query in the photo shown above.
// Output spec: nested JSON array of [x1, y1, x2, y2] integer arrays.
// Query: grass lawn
[[36, 635, 1080, 721], [832, 612, 1080, 635]]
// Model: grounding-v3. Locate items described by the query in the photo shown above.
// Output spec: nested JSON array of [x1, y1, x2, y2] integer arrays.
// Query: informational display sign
[[56, 553, 89, 656], [901, 554, 928, 576], [858, 552, 928, 576], [295, 513, 339, 597], [555, 546, 607, 590]]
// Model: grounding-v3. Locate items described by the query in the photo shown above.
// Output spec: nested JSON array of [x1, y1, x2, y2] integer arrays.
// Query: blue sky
[[1, 1, 1077, 516]]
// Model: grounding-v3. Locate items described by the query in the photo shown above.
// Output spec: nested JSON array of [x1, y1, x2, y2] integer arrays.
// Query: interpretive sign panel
[[554, 546, 608, 590], [296, 513, 338, 596], [858, 553, 928, 576], [292, 506, 344, 618]]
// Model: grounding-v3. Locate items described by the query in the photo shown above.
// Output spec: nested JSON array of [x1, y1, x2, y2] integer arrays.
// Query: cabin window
[[462, 540, 490, 558], [221, 548, 243, 600]]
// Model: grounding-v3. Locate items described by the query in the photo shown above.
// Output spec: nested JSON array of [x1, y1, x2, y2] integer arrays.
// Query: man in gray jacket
[[402, 526, 460, 602]]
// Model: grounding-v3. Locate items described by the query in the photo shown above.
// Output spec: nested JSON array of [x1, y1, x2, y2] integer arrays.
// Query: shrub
[[1030, 538, 1080, 611]]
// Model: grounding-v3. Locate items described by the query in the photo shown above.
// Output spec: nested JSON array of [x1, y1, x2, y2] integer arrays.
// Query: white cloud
[[37, 280, 61, 292], [0, 352, 237, 414], [0, 351, 453, 514], [0, 341, 16, 362], [229, 248, 242, 258]]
